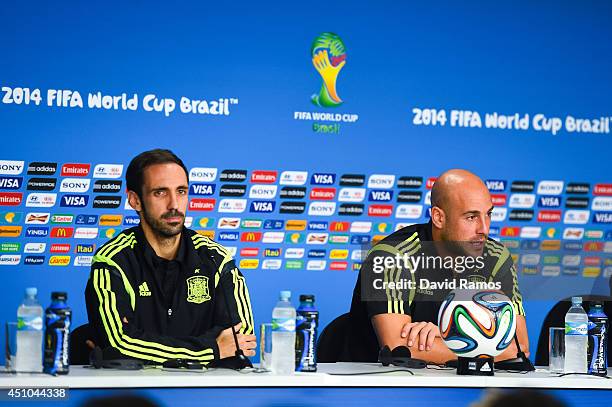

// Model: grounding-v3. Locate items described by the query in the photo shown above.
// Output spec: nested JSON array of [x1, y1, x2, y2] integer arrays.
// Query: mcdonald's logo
[[240, 232, 262, 242], [51, 227, 74, 238], [501, 227, 520, 237], [584, 242, 603, 252], [330, 221, 349, 232]]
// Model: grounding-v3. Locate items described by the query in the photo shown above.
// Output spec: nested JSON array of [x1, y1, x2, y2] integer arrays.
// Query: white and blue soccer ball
[[438, 289, 516, 358]]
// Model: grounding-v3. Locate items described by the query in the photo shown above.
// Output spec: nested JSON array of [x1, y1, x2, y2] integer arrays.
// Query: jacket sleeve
[[86, 261, 219, 364], [213, 258, 255, 336], [488, 244, 526, 317]]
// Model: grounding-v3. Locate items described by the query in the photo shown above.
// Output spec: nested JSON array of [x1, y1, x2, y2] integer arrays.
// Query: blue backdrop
[[1, 0, 611, 362]]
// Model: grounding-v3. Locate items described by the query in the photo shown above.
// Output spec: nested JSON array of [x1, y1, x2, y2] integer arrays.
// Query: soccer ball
[[438, 289, 516, 358]]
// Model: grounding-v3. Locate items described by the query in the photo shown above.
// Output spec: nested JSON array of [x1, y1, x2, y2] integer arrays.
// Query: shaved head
[[430, 169, 493, 256]]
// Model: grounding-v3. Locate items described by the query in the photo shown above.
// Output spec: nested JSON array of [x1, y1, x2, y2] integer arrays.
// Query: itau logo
[[311, 33, 346, 107]]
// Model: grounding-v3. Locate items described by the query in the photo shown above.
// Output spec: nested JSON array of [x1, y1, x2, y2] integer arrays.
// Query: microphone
[[207, 254, 253, 370]]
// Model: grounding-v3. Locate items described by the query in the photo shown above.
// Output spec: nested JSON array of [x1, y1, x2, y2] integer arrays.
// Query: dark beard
[[141, 202, 185, 238]]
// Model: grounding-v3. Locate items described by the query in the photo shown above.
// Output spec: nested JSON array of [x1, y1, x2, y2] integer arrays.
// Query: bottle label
[[17, 315, 43, 331], [565, 321, 587, 336], [272, 317, 296, 332]]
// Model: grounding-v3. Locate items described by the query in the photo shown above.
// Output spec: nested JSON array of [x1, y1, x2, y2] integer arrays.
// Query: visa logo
[[263, 220, 284, 229], [249, 201, 275, 213], [189, 183, 215, 196], [26, 226, 49, 237], [61, 195, 89, 207], [538, 196, 561, 208], [0, 177, 22, 190], [486, 180, 506, 191], [310, 173, 336, 185], [368, 190, 393, 202], [593, 212, 612, 224]]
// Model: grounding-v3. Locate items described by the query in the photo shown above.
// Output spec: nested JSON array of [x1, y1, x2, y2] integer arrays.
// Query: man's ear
[[431, 206, 445, 229], [127, 190, 142, 212]]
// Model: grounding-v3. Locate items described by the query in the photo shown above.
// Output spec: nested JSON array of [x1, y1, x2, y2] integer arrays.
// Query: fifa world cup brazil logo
[[311, 33, 346, 108]]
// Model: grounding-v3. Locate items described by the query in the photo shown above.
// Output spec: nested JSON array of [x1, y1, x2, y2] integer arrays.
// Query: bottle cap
[[571, 296, 582, 305], [300, 294, 315, 302], [280, 290, 291, 300], [52, 292, 67, 301], [591, 301, 603, 307], [25, 287, 37, 297]]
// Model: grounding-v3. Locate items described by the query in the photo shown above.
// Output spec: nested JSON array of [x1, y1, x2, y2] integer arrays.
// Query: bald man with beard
[[347, 169, 529, 364]]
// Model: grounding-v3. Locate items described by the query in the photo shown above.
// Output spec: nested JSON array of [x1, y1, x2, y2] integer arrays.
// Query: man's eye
[[178, 189, 187, 195], [467, 215, 476, 221], [154, 190, 165, 197]]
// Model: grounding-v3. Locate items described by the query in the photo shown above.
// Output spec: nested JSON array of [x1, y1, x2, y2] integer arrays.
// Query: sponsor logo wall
[[1, 161, 609, 281]]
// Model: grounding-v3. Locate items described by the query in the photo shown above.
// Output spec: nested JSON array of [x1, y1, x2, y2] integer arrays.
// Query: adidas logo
[[139, 282, 151, 297]]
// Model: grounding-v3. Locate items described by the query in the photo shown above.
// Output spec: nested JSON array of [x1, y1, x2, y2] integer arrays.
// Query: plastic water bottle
[[16, 287, 44, 372], [564, 296, 588, 373], [272, 290, 296, 374]]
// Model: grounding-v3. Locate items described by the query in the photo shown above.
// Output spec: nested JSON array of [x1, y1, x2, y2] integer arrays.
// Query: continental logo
[[195, 230, 215, 239], [49, 255, 71, 266], [239, 259, 259, 269], [330, 249, 348, 259], [540, 240, 561, 251], [285, 220, 307, 230], [99, 215, 123, 226], [0, 226, 22, 237]]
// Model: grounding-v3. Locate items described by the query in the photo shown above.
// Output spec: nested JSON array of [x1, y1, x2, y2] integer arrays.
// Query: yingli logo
[[61, 163, 90, 177]]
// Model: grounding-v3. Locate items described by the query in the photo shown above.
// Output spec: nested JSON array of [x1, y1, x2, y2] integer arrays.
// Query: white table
[[1, 363, 610, 389]]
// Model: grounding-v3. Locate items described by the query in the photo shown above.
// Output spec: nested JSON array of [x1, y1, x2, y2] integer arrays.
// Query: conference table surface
[[1, 363, 611, 390]]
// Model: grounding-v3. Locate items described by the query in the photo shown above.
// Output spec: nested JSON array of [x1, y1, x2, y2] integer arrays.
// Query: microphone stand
[[208, 255, 253, 370], [494, 334, 535, 371]]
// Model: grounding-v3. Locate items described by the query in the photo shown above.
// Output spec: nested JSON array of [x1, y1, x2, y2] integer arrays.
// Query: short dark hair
[[125, 149, 189, 198]]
